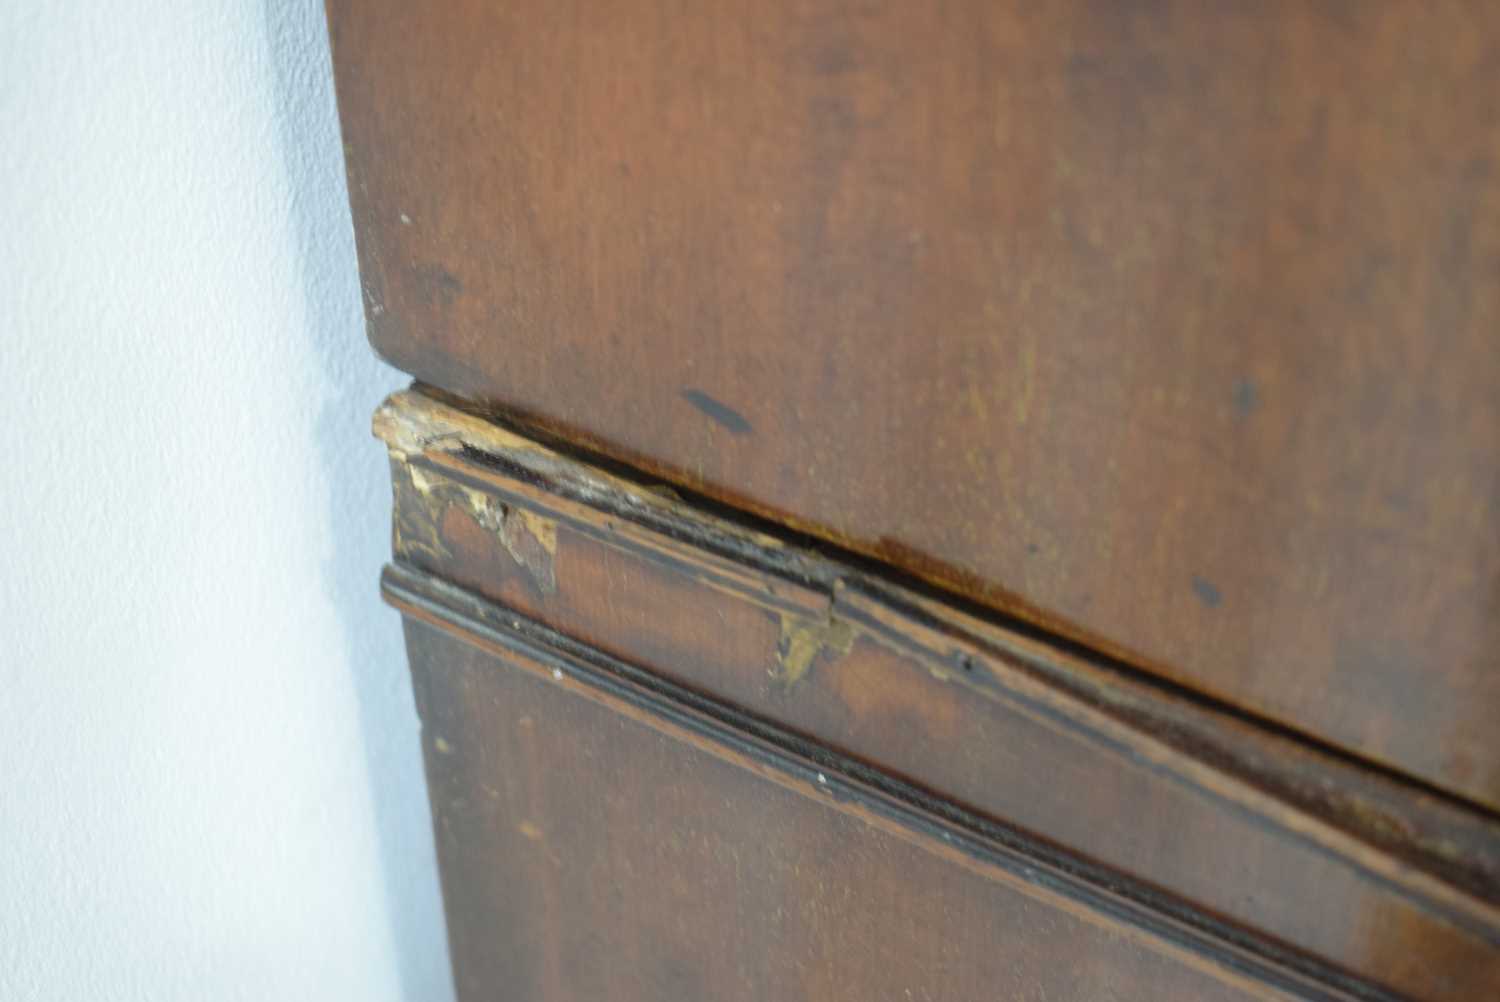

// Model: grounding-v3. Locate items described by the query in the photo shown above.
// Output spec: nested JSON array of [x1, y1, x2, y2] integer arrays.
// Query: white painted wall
[[0, 3, 453, 999]]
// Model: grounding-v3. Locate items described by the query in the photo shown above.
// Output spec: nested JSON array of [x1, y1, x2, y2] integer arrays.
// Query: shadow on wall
[[260, 2, 454, 999]]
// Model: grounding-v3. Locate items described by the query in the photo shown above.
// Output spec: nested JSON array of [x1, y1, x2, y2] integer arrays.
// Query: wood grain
[[378, 387, 1500, 1001], [329, 0, 1500, 809], [400, 617, 1313, 1002]]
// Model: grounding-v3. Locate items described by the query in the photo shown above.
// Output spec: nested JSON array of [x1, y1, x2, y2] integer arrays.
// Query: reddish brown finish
[[403, 619, 1295, 1002], [328, 0, 1500, 809], [377, 388, 1500, 1001]]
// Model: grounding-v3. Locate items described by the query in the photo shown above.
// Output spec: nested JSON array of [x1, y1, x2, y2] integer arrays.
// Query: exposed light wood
[[378, 388, 1500, 1001]]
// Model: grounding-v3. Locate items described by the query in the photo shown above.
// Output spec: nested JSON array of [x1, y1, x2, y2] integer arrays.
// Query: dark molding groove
[[375, 387, 1500, 999], [383, 560, 1399, 1002], [384, 387, 1500, 904]]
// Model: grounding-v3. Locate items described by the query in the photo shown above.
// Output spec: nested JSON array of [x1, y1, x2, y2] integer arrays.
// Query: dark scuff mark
[[1232, 377, 1259, 419], [681, 388, 753, 435], [811, 43, 855, 76], [1192, 576, 1223, 609], [412, 263, 464, 308]]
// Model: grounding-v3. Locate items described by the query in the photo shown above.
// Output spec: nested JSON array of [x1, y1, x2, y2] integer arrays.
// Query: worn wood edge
[[399, 382, 1500, 819], [384, 561, 1374, 1002], [373, 386, 1500, 924], [389, 439, 1500, 997], [375, 386, 832, 593]]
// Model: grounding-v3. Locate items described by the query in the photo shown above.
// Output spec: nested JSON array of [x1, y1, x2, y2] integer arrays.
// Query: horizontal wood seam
[[376, 388, 1500, 913], [382, 561, 1382, 1002]]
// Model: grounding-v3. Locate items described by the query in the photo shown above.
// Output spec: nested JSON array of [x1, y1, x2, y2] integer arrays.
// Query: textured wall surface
[[0, 2, 452, 999]]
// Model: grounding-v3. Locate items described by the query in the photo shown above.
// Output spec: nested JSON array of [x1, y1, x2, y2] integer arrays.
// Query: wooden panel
[[328, 0, 1500, 808], [401, 618, 1306, 1002], [377, 388, 1500, 1002]]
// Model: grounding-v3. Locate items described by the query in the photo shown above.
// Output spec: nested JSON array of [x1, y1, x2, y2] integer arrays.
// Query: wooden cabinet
[[329, 3, 1500, 998]]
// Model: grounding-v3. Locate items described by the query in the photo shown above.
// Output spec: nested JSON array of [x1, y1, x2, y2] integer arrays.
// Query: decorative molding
[[384, 561, 1374, 1002], [377, 387, 1500, 999]]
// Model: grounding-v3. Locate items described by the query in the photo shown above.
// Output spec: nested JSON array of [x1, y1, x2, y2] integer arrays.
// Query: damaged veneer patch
[[775, 611, 855, 687], [374, 387, 1500, 1000], [496, 504, 557, 595], [395, 461, 558, 596]]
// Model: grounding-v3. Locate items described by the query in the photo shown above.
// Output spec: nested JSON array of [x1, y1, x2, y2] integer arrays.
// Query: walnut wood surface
[[378, 388, 1500, 1001], [402, 617, 1308, 1002], [329, 1, 1500, 809]]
